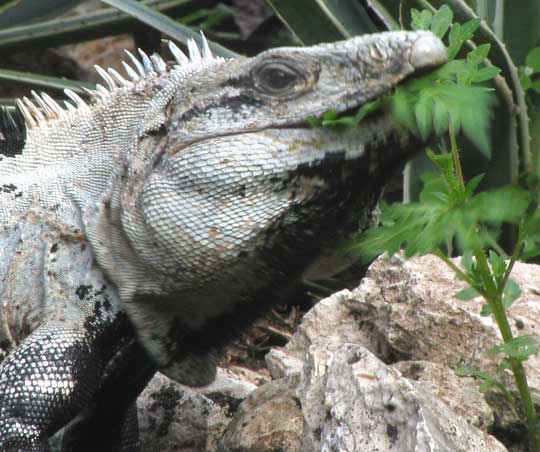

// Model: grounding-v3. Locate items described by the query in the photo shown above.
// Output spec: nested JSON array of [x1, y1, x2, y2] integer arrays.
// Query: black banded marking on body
[[0, 107, 25, 159]]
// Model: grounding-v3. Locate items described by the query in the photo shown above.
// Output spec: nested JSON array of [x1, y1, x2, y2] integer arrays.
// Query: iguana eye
[[254, 62, 304, 95]]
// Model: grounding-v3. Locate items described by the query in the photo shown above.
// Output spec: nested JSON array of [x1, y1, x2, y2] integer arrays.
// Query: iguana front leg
[[0, 314, 154, 451], [0, 223, 156, 451]]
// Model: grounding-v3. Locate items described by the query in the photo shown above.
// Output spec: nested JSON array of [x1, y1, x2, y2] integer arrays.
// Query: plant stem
[[472, 240, 540, 451], [449, 124, 465, 186], [433, 248, 474, 285]]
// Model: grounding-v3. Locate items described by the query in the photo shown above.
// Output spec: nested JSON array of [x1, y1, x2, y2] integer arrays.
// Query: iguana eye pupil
[[255, 63, 301, 94]]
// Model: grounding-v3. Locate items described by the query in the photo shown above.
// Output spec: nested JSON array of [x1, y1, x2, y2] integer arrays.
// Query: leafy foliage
[[354, 150, 530, 261], [310, 4, 499, 158], [456, 366, 517, 408], [489, 335, 540, 365], [520, 47, 540, 94]]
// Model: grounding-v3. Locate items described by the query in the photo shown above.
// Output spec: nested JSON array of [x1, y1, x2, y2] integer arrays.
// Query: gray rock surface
[[218, 375, 303, 452], [249, 254, 528, 451], [62, 253, 538, 450], [138, 368, 259, 451]]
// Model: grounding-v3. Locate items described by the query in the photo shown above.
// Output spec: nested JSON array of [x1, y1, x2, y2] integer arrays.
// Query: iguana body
[[0, 31, 445, 450]]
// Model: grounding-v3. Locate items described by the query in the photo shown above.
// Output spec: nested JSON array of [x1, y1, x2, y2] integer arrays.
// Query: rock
[[347, 254, 540, 434], [260, 254, 519, 451], [310, 344, 506, 452], [138, 373, 229, 452], [218, 375, 303, 452], [393, 360, 494, 430], [138, 369, 258, 451], [265, 348, 304, 379]]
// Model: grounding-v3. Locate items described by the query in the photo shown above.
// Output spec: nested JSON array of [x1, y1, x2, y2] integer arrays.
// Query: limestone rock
[[311, 344, 506, 452], [262, 254, 519, 451], [138, 369, 258, 451], [218, 376, 303, 452]]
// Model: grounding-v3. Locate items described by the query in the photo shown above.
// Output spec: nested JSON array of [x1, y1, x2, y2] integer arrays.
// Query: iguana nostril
[[410, 32, 447, 69]]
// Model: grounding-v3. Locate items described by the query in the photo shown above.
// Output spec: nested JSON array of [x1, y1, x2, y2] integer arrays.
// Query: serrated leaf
[[430, 5, 453, 39], [469, 187, 531, 224], [447, 23, 463, 60], [415, 93, 433, 140], [488, 335, 539, 362], [391, 87, 418, 136], [455, 286, 480, 300], [431, 100, 448, 136], [502, 279, 521, 310], [459, 88, 496, 158], [488, 250, 506, 279], [447, 19, 481, 60], [471, 66, 501, 83], [411, 8, 432, 31], [456, 366, 516, 406], [467, 44, 491, 65], [465, 173, 485, 195], [526, 47, 540, 72], [460, 18, 481, 38]]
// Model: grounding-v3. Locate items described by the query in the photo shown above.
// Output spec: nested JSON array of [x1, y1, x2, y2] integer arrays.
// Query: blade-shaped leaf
[[267, 0, 378, 45], [100, 0, 237, 58], [0, 0, 84, 27], [0, 1, 218, 53], [0, 68, 93, 94]]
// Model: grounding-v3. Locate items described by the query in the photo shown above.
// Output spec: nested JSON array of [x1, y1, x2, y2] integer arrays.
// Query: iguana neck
[[0, 70, 170, 227]]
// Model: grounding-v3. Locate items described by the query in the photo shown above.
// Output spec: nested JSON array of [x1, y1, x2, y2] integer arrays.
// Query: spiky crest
[[13, 33, 224, 131]]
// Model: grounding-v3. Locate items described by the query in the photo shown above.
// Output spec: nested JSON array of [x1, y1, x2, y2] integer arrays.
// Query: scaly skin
[[0, 31, 446, 450]]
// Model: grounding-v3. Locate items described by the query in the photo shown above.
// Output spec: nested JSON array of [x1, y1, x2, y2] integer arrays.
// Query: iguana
[[0, 30, 446, 451]]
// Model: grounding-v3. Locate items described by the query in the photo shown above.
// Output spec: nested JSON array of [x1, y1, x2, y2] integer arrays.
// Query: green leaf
[[455, 286, 480, 301], [390, 79, 496, 157], [433, 101, 449, 136], [430, 4, 453, 39], [488, 250, 506, 280], [456, 365, 516, 407], [267, 0, 377, 45], [531, 79, 540, 94], [465, 173, 485, 195], [0, 68, 93, 94], [0, 0, 84, 27], [410, 8, 432, 31], [467, 43, 491, 65], [460, 18, 482, 38], [180, 4, 234, 31], [471, 66, 501, 83], [415, 92, 434, 140], [502, 279, 522, 310], [447, 19, 481, 60], [488, 335, 539, 362], [480, 303, 493, 316], [468, 187, 531, 224], [99, 0, 237, 58], [391, 86, 418, 135], [0, 1, 206, 55], [526, 47, 540, 72]]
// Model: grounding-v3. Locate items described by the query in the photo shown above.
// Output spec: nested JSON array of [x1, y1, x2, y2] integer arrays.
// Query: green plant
[[281, 2, 540, 450]]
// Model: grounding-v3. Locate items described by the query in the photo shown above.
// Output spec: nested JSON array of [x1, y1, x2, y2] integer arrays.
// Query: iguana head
[[90, 31, 446, 384]]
